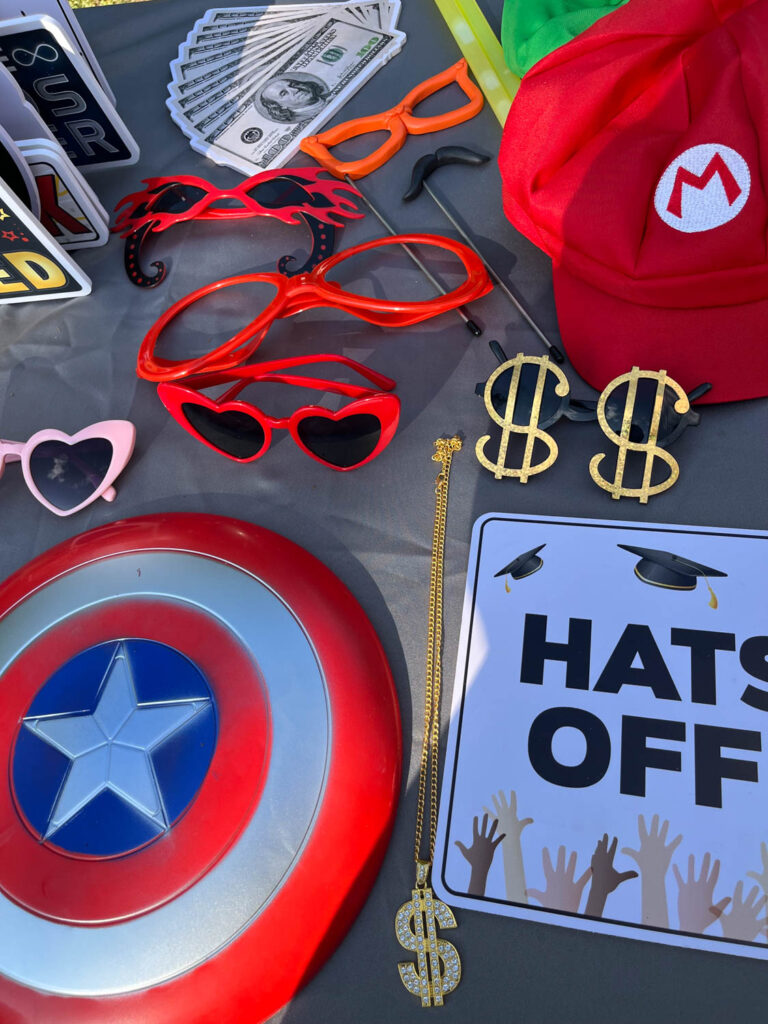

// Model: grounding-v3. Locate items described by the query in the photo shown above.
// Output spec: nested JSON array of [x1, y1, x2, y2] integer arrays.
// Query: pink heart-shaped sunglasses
[[0, 420, 135, 516]]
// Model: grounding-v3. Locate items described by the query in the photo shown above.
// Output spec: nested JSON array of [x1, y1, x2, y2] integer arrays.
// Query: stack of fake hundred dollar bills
[[167, 3, 405, 174]]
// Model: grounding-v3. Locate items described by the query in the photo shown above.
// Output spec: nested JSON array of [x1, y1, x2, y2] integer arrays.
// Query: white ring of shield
[[653, 143, 750, 233], [0, 552, 331, 996]]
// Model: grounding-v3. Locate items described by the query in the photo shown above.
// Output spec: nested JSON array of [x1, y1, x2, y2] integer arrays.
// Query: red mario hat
[[499, 0, 768, 403]]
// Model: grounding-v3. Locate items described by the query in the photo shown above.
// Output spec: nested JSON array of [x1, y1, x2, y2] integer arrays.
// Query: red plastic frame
[[157, 354, 400, 471], [137, 233, 493, 381], [113, 167, 362, 235]]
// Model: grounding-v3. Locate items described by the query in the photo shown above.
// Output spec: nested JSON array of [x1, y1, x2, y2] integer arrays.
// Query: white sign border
[[434, 512, 768, 961]]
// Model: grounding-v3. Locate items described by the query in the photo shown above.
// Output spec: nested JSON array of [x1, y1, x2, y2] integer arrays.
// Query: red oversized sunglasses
[[138, 233, 492, 382], [156, 354, 400, 471]]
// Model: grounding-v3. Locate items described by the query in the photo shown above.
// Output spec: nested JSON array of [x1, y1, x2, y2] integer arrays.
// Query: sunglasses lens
[[246, 177, 319, 209], [182, 403, 266, 459], [297, 413, 381, 469], [150, 184, 207, 215], [603, 379, 685, 444], [489, 363, 566, 428], [29, 438, 113, 511], [488, 367, 512, 415]]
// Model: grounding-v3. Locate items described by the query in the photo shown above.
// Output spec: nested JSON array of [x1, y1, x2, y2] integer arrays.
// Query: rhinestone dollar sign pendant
[[395, 437, 462, 1007]]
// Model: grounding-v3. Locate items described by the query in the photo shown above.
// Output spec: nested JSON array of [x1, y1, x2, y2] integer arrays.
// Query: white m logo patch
[[654, 144, 750, 233]]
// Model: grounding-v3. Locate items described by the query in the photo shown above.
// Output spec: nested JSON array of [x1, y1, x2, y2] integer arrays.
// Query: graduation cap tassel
[[706, 579, 718, 610], [505, 578, 511, 593]]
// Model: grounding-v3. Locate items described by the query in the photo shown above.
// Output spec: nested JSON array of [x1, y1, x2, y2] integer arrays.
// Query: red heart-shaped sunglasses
[[156, 354, 399, 471]]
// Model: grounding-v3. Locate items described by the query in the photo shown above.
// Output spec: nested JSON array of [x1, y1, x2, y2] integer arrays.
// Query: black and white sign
[[0, 0, 116, 103], [0, 15, 138, 170], [435, 513, 768, 959]]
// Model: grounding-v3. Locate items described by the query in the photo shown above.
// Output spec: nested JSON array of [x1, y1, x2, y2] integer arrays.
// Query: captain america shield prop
[[0, 514, 401, 1023]]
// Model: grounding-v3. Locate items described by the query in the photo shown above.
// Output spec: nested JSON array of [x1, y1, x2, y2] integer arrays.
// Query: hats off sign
[[434, 514, 768, 957]]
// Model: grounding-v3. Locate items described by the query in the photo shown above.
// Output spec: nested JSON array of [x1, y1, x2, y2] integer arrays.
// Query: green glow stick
[[432, 0, 521, 125]]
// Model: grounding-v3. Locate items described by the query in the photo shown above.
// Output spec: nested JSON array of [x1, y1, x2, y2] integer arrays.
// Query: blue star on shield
[[13, 640, 218, 856]]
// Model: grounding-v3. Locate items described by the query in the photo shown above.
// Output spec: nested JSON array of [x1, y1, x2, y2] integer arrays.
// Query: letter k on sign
[[654, 143, 750, 233]]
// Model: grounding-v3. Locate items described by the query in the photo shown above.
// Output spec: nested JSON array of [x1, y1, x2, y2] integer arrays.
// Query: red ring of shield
[[1, 597, 271, 925], [0, 515, 401, 1024]]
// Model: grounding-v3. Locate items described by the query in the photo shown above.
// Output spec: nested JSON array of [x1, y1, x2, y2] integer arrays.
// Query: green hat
[[501, 0, 629, 76]]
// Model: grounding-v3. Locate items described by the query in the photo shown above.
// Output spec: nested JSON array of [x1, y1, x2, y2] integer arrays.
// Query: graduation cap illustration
[[618, 544, 727, 607], [494, 544, 545, 590]]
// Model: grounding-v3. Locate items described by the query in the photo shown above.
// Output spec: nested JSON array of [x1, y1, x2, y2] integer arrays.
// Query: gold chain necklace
[[395, 436, 462, 1007]]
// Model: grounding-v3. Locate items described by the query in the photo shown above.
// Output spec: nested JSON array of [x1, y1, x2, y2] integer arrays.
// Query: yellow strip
[[431, 0, 521, 125]]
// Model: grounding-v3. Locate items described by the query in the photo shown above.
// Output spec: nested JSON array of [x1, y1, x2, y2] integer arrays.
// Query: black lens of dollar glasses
[[485, 362, 570, 430], [601, 379, 710, 448]]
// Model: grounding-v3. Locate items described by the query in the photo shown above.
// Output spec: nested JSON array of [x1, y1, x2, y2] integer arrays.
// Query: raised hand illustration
[[455, 813, 506, 897], [527, 845, 591, 913], [484, 789, 533, 903], [585, 834, 638, 919], [621, 814, 682, 928], [673, 853, 730, 934], [747, 841, 768, 896], [717, 881, 768, 942]]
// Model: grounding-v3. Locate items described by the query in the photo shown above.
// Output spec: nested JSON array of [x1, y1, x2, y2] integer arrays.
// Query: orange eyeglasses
[[300, 60, 484, 180]]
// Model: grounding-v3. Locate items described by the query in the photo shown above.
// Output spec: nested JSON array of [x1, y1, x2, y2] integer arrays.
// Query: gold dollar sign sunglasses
[[475, 341, 711, 498]]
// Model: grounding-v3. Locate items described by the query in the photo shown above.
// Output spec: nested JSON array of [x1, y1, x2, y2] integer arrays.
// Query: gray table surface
[[2, 0, 767, 1020]]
